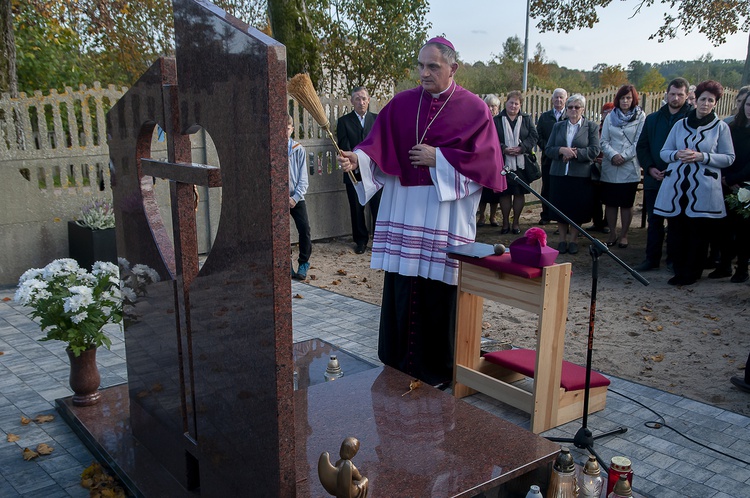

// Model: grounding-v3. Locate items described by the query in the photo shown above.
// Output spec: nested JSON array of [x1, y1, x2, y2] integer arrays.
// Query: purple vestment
[[356, 83, 506, 191]]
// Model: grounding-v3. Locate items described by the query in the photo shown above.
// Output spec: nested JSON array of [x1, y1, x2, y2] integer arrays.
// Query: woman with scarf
[[493, 90, 539, 234], [654, 80, 736, 286], [600, 85, 646, 248]]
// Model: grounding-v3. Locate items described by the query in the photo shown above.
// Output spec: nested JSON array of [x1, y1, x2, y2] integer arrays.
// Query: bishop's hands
[[338, 151, 359, 172], [409, 144, 436, 167]]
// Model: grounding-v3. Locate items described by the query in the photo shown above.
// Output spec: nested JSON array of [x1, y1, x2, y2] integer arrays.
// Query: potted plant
[[14, 258, 122, 406], [68, 198, 117, 270]]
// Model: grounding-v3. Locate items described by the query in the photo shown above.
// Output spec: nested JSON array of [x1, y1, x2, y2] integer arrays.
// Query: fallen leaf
[[644, 315, 655, 322], [651, 354, 665, 362], [22, 447, 38, 460], [482, 332, 490, 338], [20, 417, 31, 425], [362, 277, 368, 282], [704, 314, 719, 321], [36, 443, 53, 455], [711, 329, 721, 336], [656, 325, 664, 331], [0, 351, 4, 355], [6, 433, 20, 442], [309, 274, 317, 280], [33, 415, 54, 424], [641, 307, 652, 312], [1, 297, 11, 302], [293, 293, 304, 299], [336, 269, 347, 275], [482, 321, 491, 330], [331, 280, 341, 285], [402, 379, 423, 396]]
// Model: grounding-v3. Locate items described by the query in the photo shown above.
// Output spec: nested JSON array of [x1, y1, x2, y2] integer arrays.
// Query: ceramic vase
[[67, 347, 101, 406]]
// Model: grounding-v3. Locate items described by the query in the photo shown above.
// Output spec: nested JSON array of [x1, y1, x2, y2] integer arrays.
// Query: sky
[[427, 0, 748, 71]]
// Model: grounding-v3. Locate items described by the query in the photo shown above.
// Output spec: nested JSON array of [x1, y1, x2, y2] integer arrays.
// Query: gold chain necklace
[[415, 82, 457, 146]]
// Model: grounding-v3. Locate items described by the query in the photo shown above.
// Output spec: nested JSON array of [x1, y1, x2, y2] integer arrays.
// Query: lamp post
[[522, 0, 530, 92]]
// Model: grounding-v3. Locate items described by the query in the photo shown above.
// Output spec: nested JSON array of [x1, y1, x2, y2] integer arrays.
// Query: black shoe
[[354, 244, 366, 254], [500, 227, 511, 234], [634, 261, 658, 272], [557, 241, 568, 254], [668, 275, 697, 286], [708, 267, 732, 279], [568, 242, 579, 254], [730, 376, 750, 393], [731, 268, 749, 283], [666, 261, 674, 273], [703, 259, 718, 270], [511, 227, 521, 235]]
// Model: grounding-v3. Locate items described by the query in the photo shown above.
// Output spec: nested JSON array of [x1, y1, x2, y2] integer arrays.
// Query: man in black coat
[[336, 87, 381, 254], [634, 77, 692, 272], [536, 88, 567, 224]]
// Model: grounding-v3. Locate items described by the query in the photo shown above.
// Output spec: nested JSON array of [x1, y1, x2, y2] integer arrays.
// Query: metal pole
[[522, 0, 531, 92]]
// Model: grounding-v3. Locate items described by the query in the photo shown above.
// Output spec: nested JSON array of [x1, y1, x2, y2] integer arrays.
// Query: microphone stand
[[502, 167, 649, 467]]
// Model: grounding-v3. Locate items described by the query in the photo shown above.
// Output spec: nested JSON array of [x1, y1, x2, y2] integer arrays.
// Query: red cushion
[[448, 252, 543, 279], [483, 349, 610, 391]]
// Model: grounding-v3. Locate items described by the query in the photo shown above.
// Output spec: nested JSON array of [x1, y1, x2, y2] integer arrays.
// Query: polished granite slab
[[295, 366, 559, 497], [57, 351, 559, 497]]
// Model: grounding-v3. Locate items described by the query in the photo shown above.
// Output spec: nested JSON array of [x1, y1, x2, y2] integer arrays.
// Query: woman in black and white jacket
[[654, 80, 735, 286]]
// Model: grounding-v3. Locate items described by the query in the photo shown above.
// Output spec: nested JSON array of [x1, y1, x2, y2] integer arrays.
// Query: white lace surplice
[[353, 149, 483, 285]]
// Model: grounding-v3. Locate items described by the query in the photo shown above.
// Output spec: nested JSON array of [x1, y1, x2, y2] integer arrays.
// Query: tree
[[639, 67, 666, 92], [530, 0, 750, 84], [596, 63, 628, 87], [310, 0, 429, 97], [268, 0, 321, 86], [1, 0, 17, 95]]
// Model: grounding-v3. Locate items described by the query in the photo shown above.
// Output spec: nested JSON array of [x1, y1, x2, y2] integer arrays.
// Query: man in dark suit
[[536, 88, 567, 225], [337, 86, 381, 254]]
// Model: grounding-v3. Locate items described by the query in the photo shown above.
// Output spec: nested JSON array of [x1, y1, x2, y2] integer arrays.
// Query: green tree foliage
[[268, 0, 321, 86], [639, 67, 666, 92], [14, 2, 93, 93], [529, 0, 750, 84], [310, 0, 430, 97]]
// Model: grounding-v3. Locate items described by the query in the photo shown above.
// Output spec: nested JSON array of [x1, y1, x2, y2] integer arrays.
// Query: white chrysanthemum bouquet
[[14, 259, 123, 356], [726, 186, 750, 218]]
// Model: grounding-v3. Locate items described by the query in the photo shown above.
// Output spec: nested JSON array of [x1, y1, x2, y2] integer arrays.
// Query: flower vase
[[67, 347, 101, 406]]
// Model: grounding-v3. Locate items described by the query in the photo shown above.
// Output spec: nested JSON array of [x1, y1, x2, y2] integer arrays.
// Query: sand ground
[[295, 200, 750, 416]]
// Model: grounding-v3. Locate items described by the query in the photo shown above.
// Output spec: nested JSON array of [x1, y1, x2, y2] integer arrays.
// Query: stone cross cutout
[[106, 0, 294, 494]]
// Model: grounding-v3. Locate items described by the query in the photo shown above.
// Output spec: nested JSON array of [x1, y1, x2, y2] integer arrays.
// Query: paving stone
[[704, 473, 750, 497]]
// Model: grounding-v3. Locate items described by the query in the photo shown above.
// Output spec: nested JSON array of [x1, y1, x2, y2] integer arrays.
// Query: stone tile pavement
[[1, 282, 749, 497]]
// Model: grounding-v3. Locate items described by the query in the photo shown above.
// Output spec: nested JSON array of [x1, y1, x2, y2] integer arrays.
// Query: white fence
[[0, 83, 739, 285]]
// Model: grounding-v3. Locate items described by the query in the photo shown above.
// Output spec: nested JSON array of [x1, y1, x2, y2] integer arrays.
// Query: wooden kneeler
[[450, 256, 610, 434]]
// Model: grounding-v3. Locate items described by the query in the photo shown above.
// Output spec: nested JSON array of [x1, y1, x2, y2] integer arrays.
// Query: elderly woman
[[600, 84, 645, 249], [545, 94, 601, 254], [493, 91, 539, 234], [709, 91, 750, 283], [478, 94, 502, 226], [654, 80, 736, 286]]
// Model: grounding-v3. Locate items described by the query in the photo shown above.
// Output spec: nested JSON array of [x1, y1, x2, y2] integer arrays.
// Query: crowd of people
[[470, 79, 748, 287], [283, 36, 749, 392]]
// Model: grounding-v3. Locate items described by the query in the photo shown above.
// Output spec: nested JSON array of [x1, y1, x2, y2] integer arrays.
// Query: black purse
[[524, 151, 542, 181]]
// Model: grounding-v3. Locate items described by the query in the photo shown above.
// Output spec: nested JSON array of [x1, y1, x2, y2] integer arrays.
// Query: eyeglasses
[[567, 105, 582, 110]]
